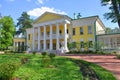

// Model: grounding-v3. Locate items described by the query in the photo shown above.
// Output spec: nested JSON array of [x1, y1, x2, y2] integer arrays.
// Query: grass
[[0, 53, 116, 80]]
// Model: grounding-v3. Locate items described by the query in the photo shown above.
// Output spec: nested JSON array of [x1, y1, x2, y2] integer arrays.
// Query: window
[[53, 31, 56, 34], [59, 30, 62, 34], [80, 27, 83, 35], [28, 34, 30, 40], [41, 44, 43, 49], [47, 32, 49, 36], [73, 28, 76, 35], [42, 32, 44, 36], [88, 26, 92, 34], [47, 43, 49, 49], [53, 43, 56, 50], [80, 41, 84, 48], [67, 29, 69, 34]]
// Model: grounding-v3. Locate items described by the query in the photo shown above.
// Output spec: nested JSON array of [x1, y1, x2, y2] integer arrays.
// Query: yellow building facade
[[25, 12, 105, 52]]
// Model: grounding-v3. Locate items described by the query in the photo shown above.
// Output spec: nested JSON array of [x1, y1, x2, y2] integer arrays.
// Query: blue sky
[[0, 0, 118, 28]]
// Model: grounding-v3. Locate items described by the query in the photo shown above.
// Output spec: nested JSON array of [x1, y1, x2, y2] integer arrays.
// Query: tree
[[16, 12, 33, 35], [101, 0, 120, 29], [0, 16, 15, 50], [106, 27, 112, 33]]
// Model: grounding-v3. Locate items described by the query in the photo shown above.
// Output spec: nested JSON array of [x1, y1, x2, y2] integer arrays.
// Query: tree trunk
[[111, 0, 120, 29], [118, 19, 120, 29]]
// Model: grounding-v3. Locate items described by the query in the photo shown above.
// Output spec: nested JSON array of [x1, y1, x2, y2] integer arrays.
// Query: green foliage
[[16, 12, 33, 35], [48, 53, 56, 60], [0, 16, 15, 50], [117, 55, 120, 59], [41, 58, 50, 67], [101, 0, 120, 28], [0, 54, 116, 80], [0, 62, 20, 80], [41, 52, 48, 57], [4, 50, 12, 54], [20, 57, 29, 64], [32, 51, 37, 55]]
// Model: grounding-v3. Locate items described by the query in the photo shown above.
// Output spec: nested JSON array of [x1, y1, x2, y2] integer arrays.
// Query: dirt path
[[62, 54, 120, 80]]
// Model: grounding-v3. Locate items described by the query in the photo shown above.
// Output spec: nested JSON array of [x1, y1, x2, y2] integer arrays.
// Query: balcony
[[35, 34, 69, 40]]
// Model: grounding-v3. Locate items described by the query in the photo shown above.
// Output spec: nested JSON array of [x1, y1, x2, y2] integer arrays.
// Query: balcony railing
[[35, 34, 69, 40]]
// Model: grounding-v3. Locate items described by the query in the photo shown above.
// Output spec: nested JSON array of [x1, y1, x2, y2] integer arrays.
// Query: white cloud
[[35, 0, 48, 4], [37, 0, 44, 4], [27, 7, 67, 17]]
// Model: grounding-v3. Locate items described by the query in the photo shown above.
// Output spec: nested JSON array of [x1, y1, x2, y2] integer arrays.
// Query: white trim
[[33, 19, 70, 27]]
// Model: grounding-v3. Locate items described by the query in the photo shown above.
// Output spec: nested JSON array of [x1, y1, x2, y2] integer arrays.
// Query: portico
[[27, 12, 71, 52]]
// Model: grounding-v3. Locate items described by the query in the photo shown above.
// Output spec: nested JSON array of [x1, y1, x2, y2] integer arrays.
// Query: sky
[[0, 0, 118, 29]]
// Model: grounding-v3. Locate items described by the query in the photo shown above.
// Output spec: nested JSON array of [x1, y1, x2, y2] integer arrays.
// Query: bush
[[117, 55, 120, 59], [49, 53, 56, 59], [32, 51, 37, 55], [23, 51, 27, 54], [96, 51, 105, 54], [4, 50, 12, 54], [0, 62, 20, 80], [41, 52, 47, 57], [112, 51, 117, 55]]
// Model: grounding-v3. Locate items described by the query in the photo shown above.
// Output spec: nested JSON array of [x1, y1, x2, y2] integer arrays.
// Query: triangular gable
[[33, 12, 69, 24]]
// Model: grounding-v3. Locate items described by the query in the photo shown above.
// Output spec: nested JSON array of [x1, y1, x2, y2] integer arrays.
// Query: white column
[[50, 24, 53, 50], [38, 27, 41, 51], [43, 26, 46, 50], [32, 27, 35, 50], [64, 23, 68, 51], [56, 23, 59, 50]]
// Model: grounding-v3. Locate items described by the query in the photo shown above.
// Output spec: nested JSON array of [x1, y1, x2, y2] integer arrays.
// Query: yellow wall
[[14, 38, 25, 42], [72, 25, 94, 43]]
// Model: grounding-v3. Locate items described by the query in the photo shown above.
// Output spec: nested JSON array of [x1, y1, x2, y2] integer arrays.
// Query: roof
[[97, 32, 120, 36], [72, 16, 106, 29]]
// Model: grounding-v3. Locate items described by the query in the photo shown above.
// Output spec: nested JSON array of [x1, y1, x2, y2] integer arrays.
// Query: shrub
[[49, 53, 56, 60], [117, 55, 120, 59], [112, 51, 117, 55], [0, 62, 20, 80], [41, 52, 47, 57], [32, 51, 37, 55], [4, 50, 12, 54], [23, 51, 27, 54]]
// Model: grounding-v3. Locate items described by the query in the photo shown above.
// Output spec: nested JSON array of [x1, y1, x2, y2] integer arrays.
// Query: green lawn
[[0, 54, 116, 80]]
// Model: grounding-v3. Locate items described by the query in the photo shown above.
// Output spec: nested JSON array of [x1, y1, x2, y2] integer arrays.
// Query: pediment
[[34, 12, 68, 24]]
